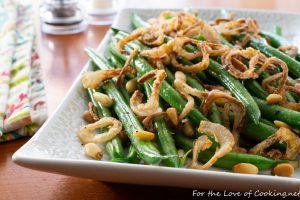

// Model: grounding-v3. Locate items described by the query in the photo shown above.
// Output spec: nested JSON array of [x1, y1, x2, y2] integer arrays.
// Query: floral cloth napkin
[[0, 0, 47, 142]]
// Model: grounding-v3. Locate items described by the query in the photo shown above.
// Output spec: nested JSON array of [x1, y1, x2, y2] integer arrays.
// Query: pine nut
[[271, 163, 294, 177], [126, 79, 138, 94], [133, 130, 155, 140], [274, 120, 290, 129], [84, 143, 103, 160], [232, 163, 259, 174], [266, 94, 282, 104], [93, 92, 113, 107], [82, 110, 94, 123], [166, 107, 179, 126], [182, 120, 194, 138], [177, 149, 185, 157], [175, 71, 186, 81]]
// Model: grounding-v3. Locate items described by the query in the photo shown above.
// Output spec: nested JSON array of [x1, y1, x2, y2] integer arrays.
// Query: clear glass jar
[[40, 0, 87, 35]]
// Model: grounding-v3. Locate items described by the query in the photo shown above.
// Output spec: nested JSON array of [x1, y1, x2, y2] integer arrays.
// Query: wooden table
[[1, 1, 299, 199]]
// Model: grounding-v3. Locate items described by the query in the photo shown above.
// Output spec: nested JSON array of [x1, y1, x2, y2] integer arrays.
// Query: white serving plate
[[13, 8, 300, 192]]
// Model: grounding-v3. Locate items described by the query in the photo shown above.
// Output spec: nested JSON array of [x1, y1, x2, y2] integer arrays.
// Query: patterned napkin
[[0, 0, 47, 142]]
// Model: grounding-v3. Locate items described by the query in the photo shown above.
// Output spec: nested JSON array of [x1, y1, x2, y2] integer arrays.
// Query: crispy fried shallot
[[191, 121, 235, 170], [190, 135, 213, 169], [82, 69, 121, 89], [278, 45, 298, 59], [173, 71, 207, 121], [222, 47, 264, 79], [276, 81, 300, 111], [148, 11, 198, 37], [139, 27, 164, 46], [174, 71, 208, 98], [78, 117, 122, 144], [205, 42, 230, 56], [260, 57, 288, 95], [177, 21, 221, 44], [116, 48, 138, 86], [201, 90, 246, 152], [280, 99, 300, 111], [223, 52, 298, 110], [142, 37, 211, 73], [88, 102, 99, 121], [280, 84, 300, 111], [249, 127, 300, 160], [142, 112, 166, 131], [130, 69, 167, 116], [171, 40, 210, 73], [178, 92, 195, 121], [140, 40, 175, 67], [214, 18, 259, 38], [173, 37, 205, 60], [213, 12, 235, 25], [116, 26, 164, 53], [203, 84, 226, 92]]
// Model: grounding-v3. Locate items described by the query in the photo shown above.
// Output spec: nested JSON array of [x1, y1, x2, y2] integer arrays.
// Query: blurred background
[[34, 0, 300, 112]]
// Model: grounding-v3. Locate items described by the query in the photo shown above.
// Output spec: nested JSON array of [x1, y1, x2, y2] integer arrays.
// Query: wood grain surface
[[1, 1, 299, 199]]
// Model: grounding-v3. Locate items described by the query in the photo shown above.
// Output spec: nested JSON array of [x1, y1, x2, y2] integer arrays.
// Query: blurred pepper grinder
[[40, 0, 87, 35]]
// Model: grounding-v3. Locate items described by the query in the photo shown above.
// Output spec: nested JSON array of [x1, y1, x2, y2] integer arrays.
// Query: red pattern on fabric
[[33, 101, 45, 110]]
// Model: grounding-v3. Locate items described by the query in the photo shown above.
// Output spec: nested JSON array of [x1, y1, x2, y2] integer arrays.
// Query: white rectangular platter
[[13, 8, 300, 192]]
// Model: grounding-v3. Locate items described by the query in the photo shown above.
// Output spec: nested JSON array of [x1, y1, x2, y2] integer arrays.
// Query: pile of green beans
[[107, 32, 286, 170], [80, 13, 300, 174], [122, 17, 284, 143]]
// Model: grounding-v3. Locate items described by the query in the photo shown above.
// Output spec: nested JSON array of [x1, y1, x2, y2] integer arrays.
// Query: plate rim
[[12, 7, 300, 191]]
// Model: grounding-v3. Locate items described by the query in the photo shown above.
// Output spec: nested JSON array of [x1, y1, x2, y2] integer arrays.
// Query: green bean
[[260, 31, 288, 48], [132, 14, 150, 29], [105, 138, 125, 162], [126, 145, 140, 163], [144, 84, 180, 167], [88, 53, 163, 164], [259, 118, 276, 128], [254, 96, 300, 129], [104, 80, 163, 164], [174, 134, 286, 170], [244, 79, 269, 99], [108, 48, 180, 167], [242, 120, 277, 142], [106, 53, 141, 163], [86, 87, 125, 162], [274, 25, 282, 36]]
